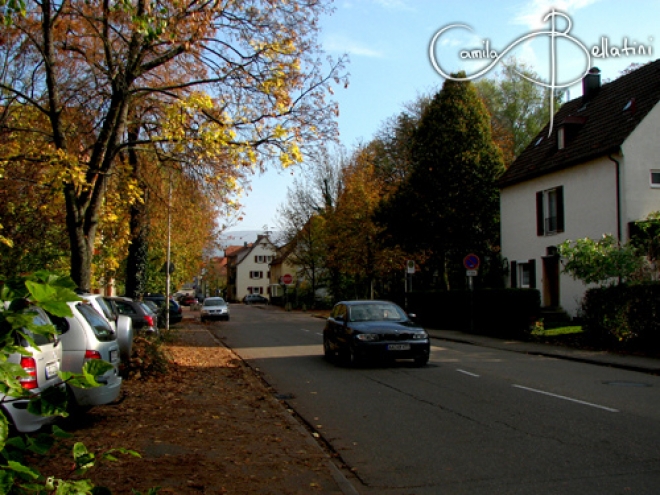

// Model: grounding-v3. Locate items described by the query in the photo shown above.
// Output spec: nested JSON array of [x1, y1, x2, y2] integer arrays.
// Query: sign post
[[463, 254, 480, 333]]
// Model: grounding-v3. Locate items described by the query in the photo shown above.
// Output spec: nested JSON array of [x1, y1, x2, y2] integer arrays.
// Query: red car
[[179, 295, 198, 306]]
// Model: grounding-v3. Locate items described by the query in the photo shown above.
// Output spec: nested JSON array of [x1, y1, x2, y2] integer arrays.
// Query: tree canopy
[[0, 0, 346, 291]]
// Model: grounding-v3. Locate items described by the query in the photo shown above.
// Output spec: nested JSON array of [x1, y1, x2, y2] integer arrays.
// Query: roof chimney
[[582, 67, 601, 103]]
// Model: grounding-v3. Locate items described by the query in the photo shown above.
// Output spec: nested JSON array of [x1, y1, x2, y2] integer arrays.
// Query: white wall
[[236, 239, 276, 300], [501, 156, 618, 316], [620, 103, 660, 227]]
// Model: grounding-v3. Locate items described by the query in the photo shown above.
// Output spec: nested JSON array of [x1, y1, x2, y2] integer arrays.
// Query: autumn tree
[[276, 147, 343, 302], [475, 57, 563, 166], [0, 0, 346, 291], [324, 146, 405, 300], [381, 74, 505, 290]]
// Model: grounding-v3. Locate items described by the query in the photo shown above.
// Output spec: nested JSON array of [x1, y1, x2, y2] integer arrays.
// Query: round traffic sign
[[463, 254, 480, 270], [282, 273, 293, 284]]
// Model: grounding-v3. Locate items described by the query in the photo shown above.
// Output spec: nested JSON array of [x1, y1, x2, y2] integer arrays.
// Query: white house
[[499, 61, 660, 317], [226, 235, 278, 302]]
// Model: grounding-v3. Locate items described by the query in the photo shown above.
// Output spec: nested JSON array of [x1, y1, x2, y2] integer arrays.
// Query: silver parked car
[[50, 301, 123, 409], [200, 297, 230, 322], [79, 293, 134, 363], [0, 305, 64, 432]]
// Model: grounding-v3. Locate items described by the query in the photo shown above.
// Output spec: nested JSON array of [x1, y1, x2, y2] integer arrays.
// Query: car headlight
[[412, 332, 428, 340], [356, 333, 379, 342]]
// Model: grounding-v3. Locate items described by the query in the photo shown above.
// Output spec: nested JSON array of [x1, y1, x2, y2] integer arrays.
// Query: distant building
[[225, 235, 278, 302]]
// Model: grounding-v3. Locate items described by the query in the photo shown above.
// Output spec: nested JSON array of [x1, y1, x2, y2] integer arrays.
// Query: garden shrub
[[582, 283, 660, 347]]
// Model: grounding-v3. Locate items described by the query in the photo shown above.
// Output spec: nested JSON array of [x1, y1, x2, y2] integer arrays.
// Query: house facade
[[500, 61, 660, 317], [226, 235, 278, 302]]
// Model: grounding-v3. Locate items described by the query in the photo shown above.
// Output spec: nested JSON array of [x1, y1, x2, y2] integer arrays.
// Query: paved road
[[208, 304, 660, 495]]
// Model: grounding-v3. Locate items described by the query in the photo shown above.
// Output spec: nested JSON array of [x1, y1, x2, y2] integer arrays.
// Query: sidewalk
[[425, 327, 660, 375]]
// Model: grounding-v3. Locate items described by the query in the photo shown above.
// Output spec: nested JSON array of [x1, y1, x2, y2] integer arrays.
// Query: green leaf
[[0, 410, 8, 452], [4, 459, 40, 480], [26, 433, 55, 455], [0, 469, 15, 494], [51, 425, 73, 439], [27, 383, 68, 417]]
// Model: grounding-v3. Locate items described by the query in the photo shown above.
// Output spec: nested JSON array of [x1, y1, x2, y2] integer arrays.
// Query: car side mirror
[[408, 313, 417, 320]]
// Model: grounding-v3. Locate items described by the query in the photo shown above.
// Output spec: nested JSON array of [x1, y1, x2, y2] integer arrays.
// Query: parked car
[[49, 301, 123, 409], [200, 297, 230, 322], [78, 293, 134, 363], [143, 295, 183, 327], [243, 294, 269, 305], [0, 304, 64, 432], [323, 300, 430, 366], [107, 297, 158, 335], [179, 295, 198, 306]]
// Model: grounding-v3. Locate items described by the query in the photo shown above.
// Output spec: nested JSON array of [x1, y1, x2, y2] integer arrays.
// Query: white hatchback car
[[50, 301, 123, 409], [1, 305, 64, 432]]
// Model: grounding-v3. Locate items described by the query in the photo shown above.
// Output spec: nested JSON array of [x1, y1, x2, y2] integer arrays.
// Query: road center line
[[512, 384, 619, 413], [456, 369, 480, 377]]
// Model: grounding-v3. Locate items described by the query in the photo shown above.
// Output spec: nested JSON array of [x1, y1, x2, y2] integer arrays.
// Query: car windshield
[[204, 298, 225, 307], [349, 303, 407, 322]]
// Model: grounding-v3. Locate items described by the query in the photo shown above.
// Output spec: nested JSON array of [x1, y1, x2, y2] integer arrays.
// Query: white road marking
[[456, 369, 480, 377], [301, 328, 310, 332], [512, 384, 619, 413]]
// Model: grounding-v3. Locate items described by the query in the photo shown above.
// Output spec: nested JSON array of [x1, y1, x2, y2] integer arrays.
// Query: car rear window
[[114, 300, 136, 315], [17, 306, 57, 346], [204, 299, 225, 307], [77, 303, 115, 341]]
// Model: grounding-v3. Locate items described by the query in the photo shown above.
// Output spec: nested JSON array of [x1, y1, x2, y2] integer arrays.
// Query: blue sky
[[225, 0, 659, 234]]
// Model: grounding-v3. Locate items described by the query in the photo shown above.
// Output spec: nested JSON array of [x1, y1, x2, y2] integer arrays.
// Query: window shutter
[[510, 261, 518, 288], [529, 259, 537, 288], [556, 186, 565, 233], [536, 192, 545, 236]]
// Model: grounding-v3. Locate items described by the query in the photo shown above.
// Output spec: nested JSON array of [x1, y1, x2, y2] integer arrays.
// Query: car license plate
[[388, 344, 411, 351], [45, 362, 59, 380], [110, 349, 118, 362]]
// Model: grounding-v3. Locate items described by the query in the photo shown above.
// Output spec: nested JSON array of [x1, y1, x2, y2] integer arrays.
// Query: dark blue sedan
[[323, 300, 430, 366]]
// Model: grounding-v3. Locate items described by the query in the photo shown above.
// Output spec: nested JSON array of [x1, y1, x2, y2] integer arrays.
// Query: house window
[[255, 255, 266, 263], [248, 286, 264, 294], [650, 170, 660, 188], [557, 126, 565, 150], [510, 260, 536, 289], [250, 271, 263, 279], [536, 186, 564, 236]]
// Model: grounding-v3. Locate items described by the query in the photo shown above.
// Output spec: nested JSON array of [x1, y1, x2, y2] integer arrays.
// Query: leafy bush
[[582, 283, 660, 346]]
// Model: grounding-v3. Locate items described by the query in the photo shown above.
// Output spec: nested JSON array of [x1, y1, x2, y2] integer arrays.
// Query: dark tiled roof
[[499, 59, 660, 188]]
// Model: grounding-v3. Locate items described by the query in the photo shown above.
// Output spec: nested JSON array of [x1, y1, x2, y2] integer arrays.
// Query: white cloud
[[324, 34, 385, 58], [371, 0, 414, 11], [513, 0, 603, 29]]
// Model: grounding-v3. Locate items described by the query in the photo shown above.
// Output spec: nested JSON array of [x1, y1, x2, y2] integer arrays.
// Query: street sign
[[466, 270, 478, 277], [463, 254, 480, 270], [406, 260, 415, 274], [281, 273, 293, 284]]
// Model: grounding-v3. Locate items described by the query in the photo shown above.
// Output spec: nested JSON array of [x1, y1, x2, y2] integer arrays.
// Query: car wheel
[[348, 346, 361, 367], [413, 355, 429, 367], [323, 339, 335, 361]]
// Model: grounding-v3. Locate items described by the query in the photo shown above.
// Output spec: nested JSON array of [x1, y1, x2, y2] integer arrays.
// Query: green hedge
[[582, 283, 660, 346], [406, 289, 540, 338]]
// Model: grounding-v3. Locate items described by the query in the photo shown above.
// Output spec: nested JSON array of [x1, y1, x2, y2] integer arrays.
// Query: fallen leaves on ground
[[33, 323, 345, 494]]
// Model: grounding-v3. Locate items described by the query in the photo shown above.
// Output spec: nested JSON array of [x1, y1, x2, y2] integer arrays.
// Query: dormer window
[[557, 127, 565, 150]]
